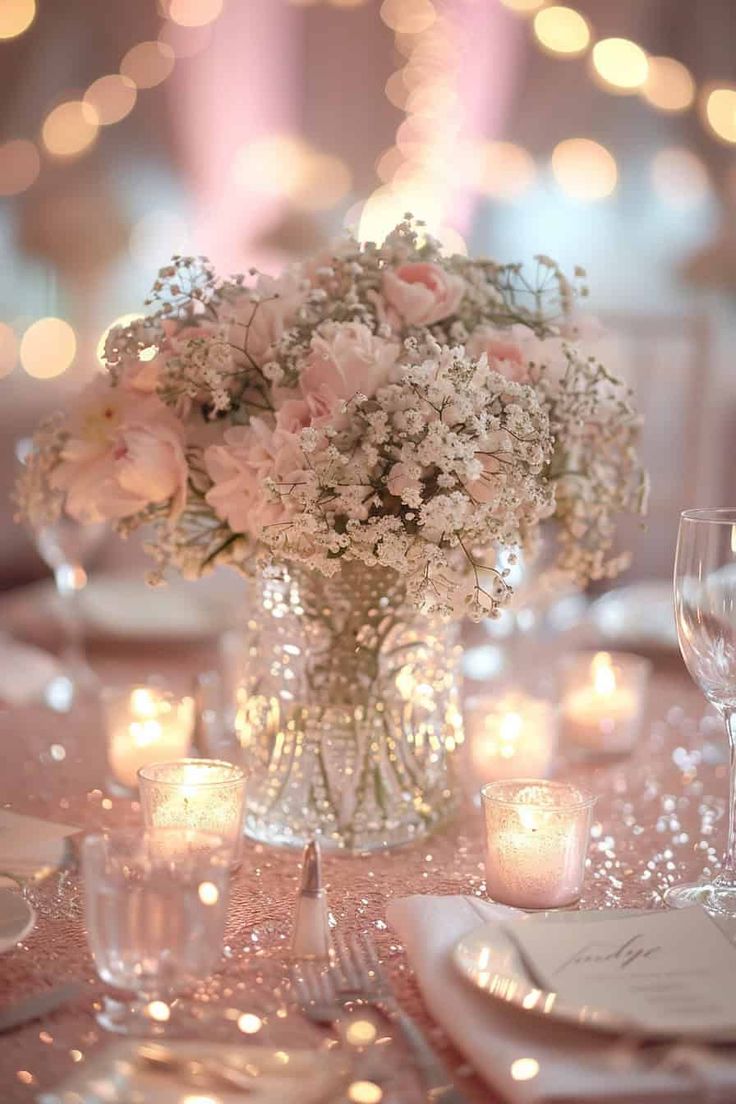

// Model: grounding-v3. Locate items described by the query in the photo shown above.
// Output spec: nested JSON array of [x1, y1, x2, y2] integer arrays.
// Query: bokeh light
[[510, 1058, 540, 1082], [20, 318, 76, 379], [0, 139, 40, 196], [120, 41, 175, 89], [159, 19, 213, 58], [703, 86, 736, 144], [650, 148, 709, 209], [234, 135, 352, 210], [41, 101, 100, 159], [167, 0, 223, 27], [384, 70, 409, 110], [84, 75, 137, 126], [641, 56, 695, 112], [591, 38, 649, 93], [498, 0, 545, 11], [380, 0, 436, 35], [96, 313, 145, 366], [0, 0, 35, 40], [533, 6, 590, 57], [0, 322, 18, 378], [551, 138, 618, 200], [472, 140, 536, 200], [347, 1082, 383, 1104]]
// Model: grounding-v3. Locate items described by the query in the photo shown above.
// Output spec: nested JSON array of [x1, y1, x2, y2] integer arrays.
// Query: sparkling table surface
[[0, 636, 725, 1103]]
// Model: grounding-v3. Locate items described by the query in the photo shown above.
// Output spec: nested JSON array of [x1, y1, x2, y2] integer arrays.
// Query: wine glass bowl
[[667, 508, 736, 914]]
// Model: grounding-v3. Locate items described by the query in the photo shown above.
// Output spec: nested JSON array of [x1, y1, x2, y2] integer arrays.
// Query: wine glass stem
[[55, 568, 86, 671], [720, 710, 736, 887]]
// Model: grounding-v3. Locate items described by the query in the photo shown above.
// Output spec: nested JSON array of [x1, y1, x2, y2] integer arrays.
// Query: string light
[[84, 75, 137, 126], [650, 147, 710, 209], [19, 318, 76, 379], [551, 138, 617, 200], [0, 139, 40, 195], [702, 85, 736, 145], [0, 0, 35, 40], [498, 0, 544, 12], [591, 37, 648, 93], [641, 56, 695, 113], [167, 0, 223, 27], [41, 101, 100, 159], [120, 40, 175, 88], [533, 6, 590, 58]]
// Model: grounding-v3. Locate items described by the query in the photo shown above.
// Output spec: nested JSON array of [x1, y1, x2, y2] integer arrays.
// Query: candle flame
[[499, 712, 524, 743], [130, 719, 162, 747], [130, 687, 160, 718], [518, 806, 538, 832], [592, 652, 616, 696]]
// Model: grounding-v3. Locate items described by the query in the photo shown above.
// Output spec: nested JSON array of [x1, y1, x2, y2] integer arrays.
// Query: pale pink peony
[[382, 262, 464, 326], [224, 271, 306, 366], [205, 420, 307, 538], [51, 379, 188, 523], [300, 322, 400, 410], [466, 326, 528, 383]]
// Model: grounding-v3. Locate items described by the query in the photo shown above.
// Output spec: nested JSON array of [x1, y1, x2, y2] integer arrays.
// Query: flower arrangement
[[18, 219, 645, 620]]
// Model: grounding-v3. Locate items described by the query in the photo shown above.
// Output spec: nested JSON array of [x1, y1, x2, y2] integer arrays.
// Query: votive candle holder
[[561, 651, 651, 758], [465, 692, 558, 786], [481, 779, 595, 910], [138, 759, 246, 865]]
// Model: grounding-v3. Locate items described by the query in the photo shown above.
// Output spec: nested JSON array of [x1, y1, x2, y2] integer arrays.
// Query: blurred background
[[0, 0, 734, 599]]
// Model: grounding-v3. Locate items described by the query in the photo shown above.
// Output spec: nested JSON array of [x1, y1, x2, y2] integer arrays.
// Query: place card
[[0, 810, 80, 880], [510, 907, 736, 1038]]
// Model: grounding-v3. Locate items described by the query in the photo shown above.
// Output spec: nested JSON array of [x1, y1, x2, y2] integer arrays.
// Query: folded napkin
[[0, 634, 61, 707], [0, 810, 79, 881], [387, 895, 736, 1103]]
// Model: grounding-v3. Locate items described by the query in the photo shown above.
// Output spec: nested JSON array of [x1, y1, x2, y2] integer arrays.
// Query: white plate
[[0, 889, 35, 952], [588, 582, 677, 651], [452, 909, 736, 1041], [34, 572, 242, 642]]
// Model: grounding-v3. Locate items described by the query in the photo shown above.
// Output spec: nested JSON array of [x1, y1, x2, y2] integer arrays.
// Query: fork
[[334, 933, 472, 1104]]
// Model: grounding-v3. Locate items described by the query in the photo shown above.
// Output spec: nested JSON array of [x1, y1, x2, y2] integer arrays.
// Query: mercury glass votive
[[104, 684, 194, 795], [481, 779, 595, 910], [465, 692, 558, 787], [138, 759, 247, 865], [561, 651, 651, 758]]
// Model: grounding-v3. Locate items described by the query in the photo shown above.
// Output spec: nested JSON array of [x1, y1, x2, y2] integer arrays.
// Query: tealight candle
[[138, 759, 246, 865], [465, 692, 557, 784], [561, 651, 651, 758], [482, 779, 595, 910], [104, 685, 194, 793]]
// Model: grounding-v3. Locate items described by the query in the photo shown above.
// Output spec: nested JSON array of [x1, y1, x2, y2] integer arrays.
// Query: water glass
[[81, 828, 230, 1034]]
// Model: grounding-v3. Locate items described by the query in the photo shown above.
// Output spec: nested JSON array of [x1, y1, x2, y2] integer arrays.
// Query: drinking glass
[[667, 508, 736, 914], [81, 828, 231, 1034], [16, 437, 107, 712]]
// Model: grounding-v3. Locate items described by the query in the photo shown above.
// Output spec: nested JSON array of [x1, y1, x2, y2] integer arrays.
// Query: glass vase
[[231, 563, 462, 853]]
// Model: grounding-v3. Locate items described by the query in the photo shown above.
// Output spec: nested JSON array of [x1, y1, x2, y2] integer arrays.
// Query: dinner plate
[[452, 909, 736, 1040], [0, 889, 36, 953]]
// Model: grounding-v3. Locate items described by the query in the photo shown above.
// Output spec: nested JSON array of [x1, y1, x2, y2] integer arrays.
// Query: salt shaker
[[291, 840, 331, 960]]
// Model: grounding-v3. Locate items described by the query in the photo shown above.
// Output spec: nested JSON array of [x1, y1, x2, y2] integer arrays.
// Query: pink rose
[[205, 419, 306, 538], [223, 271, 306, 366], [466, 326, 527, 383], [382, 262, 464, 326], [51, 380, 188, 523], [300, 322, 399, 411]]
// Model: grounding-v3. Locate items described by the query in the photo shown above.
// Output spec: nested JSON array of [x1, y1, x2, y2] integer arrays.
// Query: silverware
[[334, 933, 472, 1104], [135, 1041, 254, 1094], [291, 960, 342, 1027], [0, 982, 81, 1034]]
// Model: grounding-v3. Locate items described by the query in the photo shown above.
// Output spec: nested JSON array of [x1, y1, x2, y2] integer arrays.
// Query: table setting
[[2, 223, 736, 1104]]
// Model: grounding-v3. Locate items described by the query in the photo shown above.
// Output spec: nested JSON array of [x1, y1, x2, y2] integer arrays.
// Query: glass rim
[[137, 757, 246, 787], [480, 779, 596, 812], [680, 508, 736, 524], [81, 826, 229, 851]]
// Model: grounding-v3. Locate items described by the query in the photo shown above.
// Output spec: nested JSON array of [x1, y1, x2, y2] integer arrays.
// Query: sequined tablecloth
[[0, 641, 724, 1104]]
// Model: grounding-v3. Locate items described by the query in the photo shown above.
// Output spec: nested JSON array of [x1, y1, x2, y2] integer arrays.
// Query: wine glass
[[16, 437, 107, 711], [667, 508, 736, 914], [81, 828, 231, 1034]]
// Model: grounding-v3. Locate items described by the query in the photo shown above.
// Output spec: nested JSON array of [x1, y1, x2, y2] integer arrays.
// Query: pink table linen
[[0, 641, 725, 1103]]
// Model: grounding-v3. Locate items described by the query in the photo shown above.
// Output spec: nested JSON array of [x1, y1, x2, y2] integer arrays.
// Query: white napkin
[[387, 894, 736, 1103], [0, 634, 61, 706], [0, 810, 79, 880]]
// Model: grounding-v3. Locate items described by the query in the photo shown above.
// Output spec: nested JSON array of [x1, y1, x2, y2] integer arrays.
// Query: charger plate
[[0, 888, 36, 953], [452, 908, 736, 1041]]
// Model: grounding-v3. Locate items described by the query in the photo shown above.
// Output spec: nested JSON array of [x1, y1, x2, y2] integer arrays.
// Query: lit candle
[[105, 685, 194, 793], [138, 759, 246, 864], [465, 693, 557, 783], [481, 780, 595, 909], [561, 651, 650, 757]]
